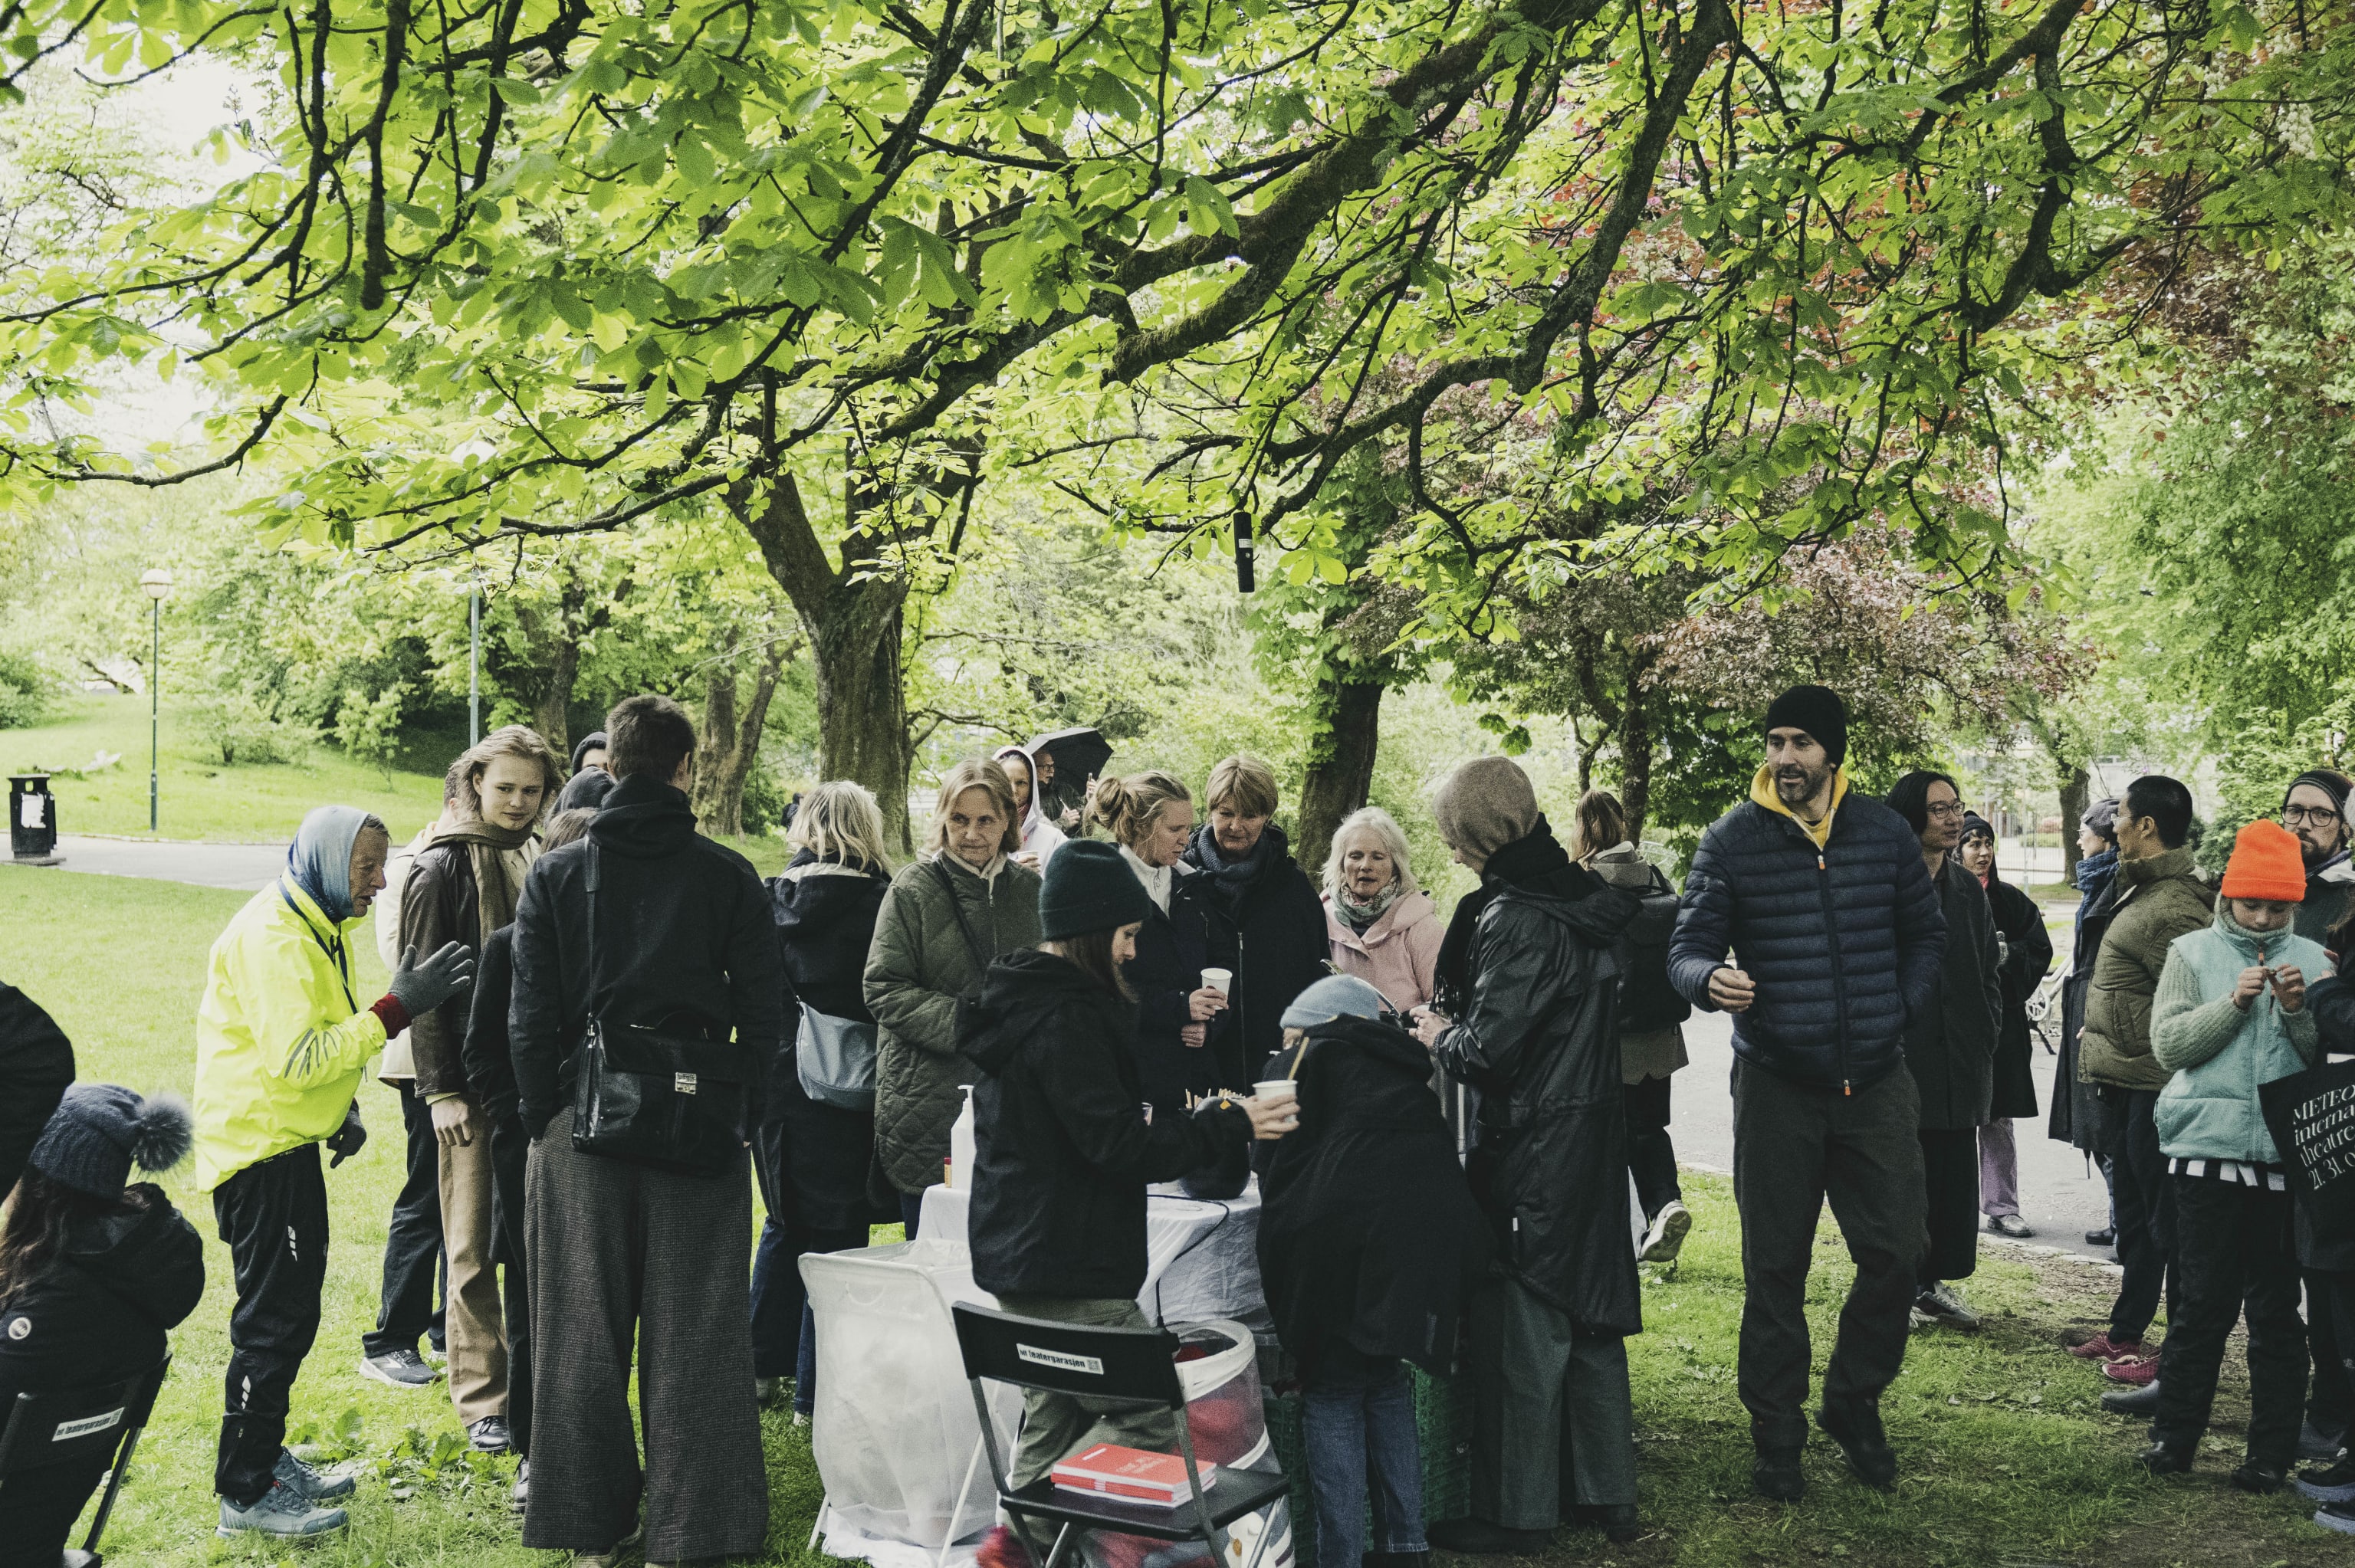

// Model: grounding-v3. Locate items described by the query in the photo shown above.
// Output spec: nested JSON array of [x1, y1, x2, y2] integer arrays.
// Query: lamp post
[[140, 569, 172, 833], [468, 579, 481, 746]]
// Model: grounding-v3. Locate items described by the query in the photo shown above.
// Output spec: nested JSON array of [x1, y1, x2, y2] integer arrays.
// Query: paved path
[[7, 835, 289, 891], [1671, 1007, 2117, 1267]]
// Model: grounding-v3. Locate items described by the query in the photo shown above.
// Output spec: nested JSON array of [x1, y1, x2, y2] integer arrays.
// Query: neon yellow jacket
[[192, 876, 386, 1191]]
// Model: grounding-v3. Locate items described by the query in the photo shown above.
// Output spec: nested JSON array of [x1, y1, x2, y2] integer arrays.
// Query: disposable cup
[[1253, 1079, 1299, 1112], [1200, 967, 1233, 996]]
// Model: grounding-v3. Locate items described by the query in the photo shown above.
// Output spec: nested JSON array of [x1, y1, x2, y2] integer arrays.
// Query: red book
[[1049, 1443, 1215, 1505]]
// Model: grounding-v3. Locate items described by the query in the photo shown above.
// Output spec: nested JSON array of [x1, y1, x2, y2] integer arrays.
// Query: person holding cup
[[1092, 771, 1230, 1115], [957, 839, 1294, 1498]]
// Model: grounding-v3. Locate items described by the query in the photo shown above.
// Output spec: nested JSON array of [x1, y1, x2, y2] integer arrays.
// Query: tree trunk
[[693, 632, 793, 837], [735, 467, 920, 854], [532, 637, 579, 757], [1617, 677, 1654, 840], [1296, 679, 1384, 880], [2058, 763, 2091, 881]]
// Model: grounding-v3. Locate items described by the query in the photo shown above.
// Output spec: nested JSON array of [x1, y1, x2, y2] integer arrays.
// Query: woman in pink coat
[[1322, 807, 1442, 1012]]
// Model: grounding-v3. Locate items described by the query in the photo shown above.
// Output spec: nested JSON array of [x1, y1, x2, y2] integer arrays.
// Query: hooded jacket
[[1903, 855, 2005, 1130], [193, 877, 389, 1190], [2150, 906, 2326, 1163], [1323, 889, 1443, 1014], [864, 852, 1042, 1194], [958, 948, 1250, 1299], [1258, 1016, 1494, 1379], [2298, 851, 2355, 950], [1434, 828, 1643, 1335], [1184, 824, 1332, 1087], [507, 774, 787, 1140], [0, 982, 73, 1205], [2077, 846, 2216, 1094], [769, 850, 895, 1228], [0, 1186, 204, 1411], [1667, 769, 1946, 1093]]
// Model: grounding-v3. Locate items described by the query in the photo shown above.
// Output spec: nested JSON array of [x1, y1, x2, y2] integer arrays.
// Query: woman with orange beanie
[[2137, 819, 2329, 1491]]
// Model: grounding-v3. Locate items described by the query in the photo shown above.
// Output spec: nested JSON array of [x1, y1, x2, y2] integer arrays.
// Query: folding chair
[[0, 1351, 171, 1568], [951, 1305, 1286, 1568]]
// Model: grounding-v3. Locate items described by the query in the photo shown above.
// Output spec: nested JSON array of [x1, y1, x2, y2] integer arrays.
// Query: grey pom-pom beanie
[[28, 1084, 194, 1198]]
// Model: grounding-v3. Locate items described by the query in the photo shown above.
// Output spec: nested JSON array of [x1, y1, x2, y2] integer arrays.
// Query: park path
[[8, 835, 288, 891]]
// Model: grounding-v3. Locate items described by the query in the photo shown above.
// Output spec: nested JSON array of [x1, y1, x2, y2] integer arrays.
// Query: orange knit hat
[[2219, 819, 2307, 903]]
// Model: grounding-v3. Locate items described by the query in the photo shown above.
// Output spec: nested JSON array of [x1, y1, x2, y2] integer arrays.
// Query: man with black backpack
[[507, 694, 787, 1568], [1572, 790, 1696, 1264]]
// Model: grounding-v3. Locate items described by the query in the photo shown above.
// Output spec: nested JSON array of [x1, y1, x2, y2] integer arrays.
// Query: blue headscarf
[[285, 805, 375, 923]]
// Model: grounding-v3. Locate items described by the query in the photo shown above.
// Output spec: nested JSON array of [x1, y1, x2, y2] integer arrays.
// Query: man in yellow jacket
[[195, 805, 473, 1539]]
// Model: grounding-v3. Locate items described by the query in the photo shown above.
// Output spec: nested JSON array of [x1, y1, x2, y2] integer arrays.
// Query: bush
[[0, 651, 52, 729], [192, 694, 315, 766]]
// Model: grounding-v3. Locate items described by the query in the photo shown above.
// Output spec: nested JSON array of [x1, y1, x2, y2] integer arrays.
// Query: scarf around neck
[[1434, 816, 1591, 1008], [436, 817, 535, 948], [1193, 823, 1276, 904], [1332, 877, 1404, 933]]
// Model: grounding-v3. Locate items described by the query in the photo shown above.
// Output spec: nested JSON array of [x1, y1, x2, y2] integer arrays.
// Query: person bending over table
[[959, 838, 1293, 1490]]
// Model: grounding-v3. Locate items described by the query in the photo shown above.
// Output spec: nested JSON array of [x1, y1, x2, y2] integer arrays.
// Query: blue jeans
[[1302, 1365, 1425, 1563]]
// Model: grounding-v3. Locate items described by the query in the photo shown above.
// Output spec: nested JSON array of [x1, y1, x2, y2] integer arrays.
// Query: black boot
[[1816, 1400, 1897, 1489], [1424, 1519, 1551, 1556], [2100, 1379, 2163, 1416], [2230, 1461, 2288, 1494], [1752, 1447, 1805, 1503], [2138, 1441, 2194, 1475]]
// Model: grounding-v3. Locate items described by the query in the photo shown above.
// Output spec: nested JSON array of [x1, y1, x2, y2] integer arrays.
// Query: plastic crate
[[1262, 1366, 1473, 1568]]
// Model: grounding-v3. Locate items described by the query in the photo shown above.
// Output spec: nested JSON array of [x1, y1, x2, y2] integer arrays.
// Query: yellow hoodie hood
[[1752, 763, 1850, 850]]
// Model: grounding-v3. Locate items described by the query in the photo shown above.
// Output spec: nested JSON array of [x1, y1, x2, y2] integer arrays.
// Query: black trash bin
[[9, 774, 61, 865]]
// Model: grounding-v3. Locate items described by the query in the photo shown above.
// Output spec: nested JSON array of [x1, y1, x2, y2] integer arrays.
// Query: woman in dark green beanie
[[958, 838, 1292, 1488]]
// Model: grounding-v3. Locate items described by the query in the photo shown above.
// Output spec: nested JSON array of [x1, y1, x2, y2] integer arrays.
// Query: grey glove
[[326, 1102, 367, 1168], [388, 941, 476, 1019]]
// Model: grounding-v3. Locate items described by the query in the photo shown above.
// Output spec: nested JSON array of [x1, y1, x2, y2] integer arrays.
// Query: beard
[[2301, 828, 2343, 868], [1773, 761, 1831, 810]]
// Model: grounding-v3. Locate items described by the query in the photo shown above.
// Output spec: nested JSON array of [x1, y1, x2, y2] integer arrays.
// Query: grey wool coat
[[864, 853, 1043, 1195]]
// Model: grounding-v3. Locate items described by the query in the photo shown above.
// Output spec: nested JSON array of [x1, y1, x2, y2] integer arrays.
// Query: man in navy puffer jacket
[[1668, 685, 1946, 1503]]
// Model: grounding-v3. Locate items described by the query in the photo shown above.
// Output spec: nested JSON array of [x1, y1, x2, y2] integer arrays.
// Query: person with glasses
[[2281, 770, 2355, 950], [1884, 772, 2004, 1331]]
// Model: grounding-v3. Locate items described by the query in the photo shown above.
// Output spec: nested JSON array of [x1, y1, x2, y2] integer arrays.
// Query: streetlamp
[[140, 569, 171, 833]]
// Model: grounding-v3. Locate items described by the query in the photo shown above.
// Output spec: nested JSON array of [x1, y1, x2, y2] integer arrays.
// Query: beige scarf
[[435, 818, 534, 947]]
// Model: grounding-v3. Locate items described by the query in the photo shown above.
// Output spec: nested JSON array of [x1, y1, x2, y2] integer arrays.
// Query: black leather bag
[[570, 842, 754, 1178]]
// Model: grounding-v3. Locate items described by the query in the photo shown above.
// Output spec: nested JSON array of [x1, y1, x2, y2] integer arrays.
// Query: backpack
[[1615, 866, 1692, 1035]]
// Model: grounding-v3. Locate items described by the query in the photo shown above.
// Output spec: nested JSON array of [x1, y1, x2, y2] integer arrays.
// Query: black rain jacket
[[1434, 828, 1643, 1336], [1184, 825, 1332, 1087], [959, 948, 1250, 1299], [0, 982, 73, 1202], [0, 1186, 203, 1411], [1258, 1015, 1494, 1379]]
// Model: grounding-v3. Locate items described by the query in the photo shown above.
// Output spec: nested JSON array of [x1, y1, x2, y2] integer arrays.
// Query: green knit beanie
[[1039, 838, 1152, 940]]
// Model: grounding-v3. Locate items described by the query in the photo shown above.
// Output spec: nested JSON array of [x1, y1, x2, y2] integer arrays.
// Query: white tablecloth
[[918, 1178, 1268, 1329]]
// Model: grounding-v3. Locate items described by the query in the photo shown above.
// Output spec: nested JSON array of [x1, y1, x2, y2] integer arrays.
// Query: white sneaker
[[1640, 1199, 1693, 1263]]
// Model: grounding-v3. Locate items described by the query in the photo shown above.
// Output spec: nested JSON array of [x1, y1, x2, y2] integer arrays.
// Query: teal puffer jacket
[[2150, 907, 2326, 1165]]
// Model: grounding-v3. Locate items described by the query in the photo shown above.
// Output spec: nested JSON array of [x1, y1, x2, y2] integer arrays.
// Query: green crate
[[1263, 1368, 1473, 1568]]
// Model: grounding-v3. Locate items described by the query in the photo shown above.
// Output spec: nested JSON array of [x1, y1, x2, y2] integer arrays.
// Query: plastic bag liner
[[803, 1239, 1022, 1553], [1079, 1320, 1296, 1568]]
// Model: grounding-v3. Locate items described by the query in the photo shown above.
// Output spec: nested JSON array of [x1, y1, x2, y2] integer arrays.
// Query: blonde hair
[[925, 758, 1023, 859], [455, 725, 565, 822], [790, 781, 892, 871], [1204, 753, 1280, 820], [1091, 770, 1191, 848], [1322, 807, 1418, 900], [1569, 789, 1629, 862]]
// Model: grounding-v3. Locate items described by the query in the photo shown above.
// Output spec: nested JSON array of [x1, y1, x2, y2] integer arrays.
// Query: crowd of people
[[9, 681, 2355, 1563]]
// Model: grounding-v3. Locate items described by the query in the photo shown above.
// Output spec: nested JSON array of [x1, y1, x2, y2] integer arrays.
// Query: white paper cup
[[1200, 968, 1233, 996], [1253, 1079, 1299, 1111]]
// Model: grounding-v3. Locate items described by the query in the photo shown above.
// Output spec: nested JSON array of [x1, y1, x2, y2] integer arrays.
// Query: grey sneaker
[[1912, 1283, 1981, 1330], [1639, 1200, 1692, 1264], [1987, 1213, 2034, 1239], [511, 1457, 530, 1514], [570, 1523, 644, 1567], [218, 1478, 350, 1537], [755, 1376, 782, 1406], [359, 1347, 442, 1387], [469, 1415, 511, 1453], [274, 1447, 356, 1501]]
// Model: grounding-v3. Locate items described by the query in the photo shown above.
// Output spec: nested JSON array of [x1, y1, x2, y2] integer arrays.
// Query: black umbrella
[[1025, 726, 1112, 788]]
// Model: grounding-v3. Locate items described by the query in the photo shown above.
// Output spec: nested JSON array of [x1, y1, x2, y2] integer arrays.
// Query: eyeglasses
[[2282, 806, 2342, 828], [1925, 801, 1969, 820]]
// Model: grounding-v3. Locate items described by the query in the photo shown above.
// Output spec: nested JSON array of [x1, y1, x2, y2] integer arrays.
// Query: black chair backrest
[[0, 1356, 169, 1479], [952, 1304, 1184, 1409]]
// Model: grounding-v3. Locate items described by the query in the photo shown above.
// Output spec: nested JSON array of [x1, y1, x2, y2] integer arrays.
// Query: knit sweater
[[2149, 906, 2325, 1166]]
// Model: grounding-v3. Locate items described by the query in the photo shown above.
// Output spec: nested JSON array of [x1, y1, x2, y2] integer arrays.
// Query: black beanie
[[1762, 684, 1849, 764], [2284, 769, 2353, 819], [28, 1084, 192, 1198], [1039, 839, 1152, 941], [570, 730, 610, 775]]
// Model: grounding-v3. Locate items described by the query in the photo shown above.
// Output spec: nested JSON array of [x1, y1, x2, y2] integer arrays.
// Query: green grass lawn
[[2, 694, 447, 842], [8, 865, 2353, 1566]]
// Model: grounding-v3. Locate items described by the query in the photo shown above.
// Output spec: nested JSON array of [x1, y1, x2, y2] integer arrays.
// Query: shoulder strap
[[927, 856, 991, 973]]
